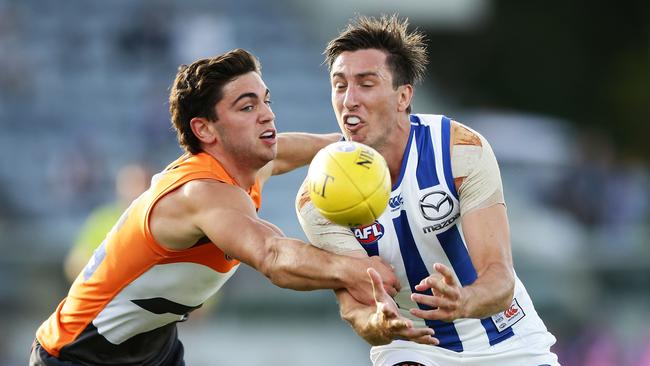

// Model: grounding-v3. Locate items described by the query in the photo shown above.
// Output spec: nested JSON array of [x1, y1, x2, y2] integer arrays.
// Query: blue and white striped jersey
[[351, 114, 552, 353]]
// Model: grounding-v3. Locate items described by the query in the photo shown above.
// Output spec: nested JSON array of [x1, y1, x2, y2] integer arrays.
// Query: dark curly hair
[[169, 49, 261, 154]]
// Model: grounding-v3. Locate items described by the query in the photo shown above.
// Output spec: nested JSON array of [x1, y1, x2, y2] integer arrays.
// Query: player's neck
[[205, 149, 258, 190], [381, 115, 411, 185]]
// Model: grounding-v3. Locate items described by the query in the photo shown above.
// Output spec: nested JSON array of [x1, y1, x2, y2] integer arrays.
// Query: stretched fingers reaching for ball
[[367, 268, 439, 346], [409, 263, 466, 322]]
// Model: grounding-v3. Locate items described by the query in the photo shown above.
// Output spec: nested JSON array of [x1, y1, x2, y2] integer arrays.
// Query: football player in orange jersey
[[30, 48, 399, 366]]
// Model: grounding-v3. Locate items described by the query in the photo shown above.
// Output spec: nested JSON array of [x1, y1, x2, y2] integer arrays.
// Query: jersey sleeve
[[452, 127, 506, 216], [295, 181, 365, 255]]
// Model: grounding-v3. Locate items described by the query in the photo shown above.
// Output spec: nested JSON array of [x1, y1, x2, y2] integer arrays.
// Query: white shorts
[[370, 332, 560, 366]]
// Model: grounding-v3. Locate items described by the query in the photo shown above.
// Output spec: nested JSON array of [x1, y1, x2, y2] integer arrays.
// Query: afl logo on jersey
[[352, 221, 385, 244], [419, 191, 454, 221]]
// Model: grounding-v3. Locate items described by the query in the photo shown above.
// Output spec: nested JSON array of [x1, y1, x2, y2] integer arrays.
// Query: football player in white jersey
[[296, 15, 560, 366]]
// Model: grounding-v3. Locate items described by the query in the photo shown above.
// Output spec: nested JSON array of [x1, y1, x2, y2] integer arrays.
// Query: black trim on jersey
[[131, 297, 203, 315]]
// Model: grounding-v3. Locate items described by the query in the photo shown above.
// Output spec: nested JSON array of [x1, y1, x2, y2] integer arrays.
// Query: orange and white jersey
[[35, 152, 262, 365]]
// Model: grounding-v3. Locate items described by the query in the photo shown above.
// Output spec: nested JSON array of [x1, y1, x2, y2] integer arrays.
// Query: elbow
[[258, 237, 293, 289], [258, 237, 282, 285], [481, 264, 515, 316], [498, 269, 516, 312]]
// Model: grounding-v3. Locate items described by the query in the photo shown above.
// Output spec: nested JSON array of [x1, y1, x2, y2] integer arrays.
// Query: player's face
[[330, 49, 404, 150], [213, 72, 276, 167]]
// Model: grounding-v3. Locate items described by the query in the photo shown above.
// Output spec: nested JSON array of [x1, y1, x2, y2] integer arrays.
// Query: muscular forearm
[[461, 262, 514, 318], [259, 236, 356, 291], [457, 203, 515, 319]]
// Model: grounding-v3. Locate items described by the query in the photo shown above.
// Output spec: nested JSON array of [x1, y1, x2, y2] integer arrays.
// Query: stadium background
[[0, 0, 648, 364]]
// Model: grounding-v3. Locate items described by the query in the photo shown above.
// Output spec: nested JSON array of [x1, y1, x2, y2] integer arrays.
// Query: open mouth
[[345, 116, 361, 126], [259, 130, 276, 139], [344, 115, 364, 132]]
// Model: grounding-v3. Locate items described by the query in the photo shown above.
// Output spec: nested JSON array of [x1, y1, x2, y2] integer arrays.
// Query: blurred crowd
[[0, 0, 648, 365]]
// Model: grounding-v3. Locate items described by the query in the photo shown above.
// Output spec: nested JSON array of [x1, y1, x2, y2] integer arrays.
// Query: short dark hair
[[169, 48, 261, 154], [325, 14, 428, 88]]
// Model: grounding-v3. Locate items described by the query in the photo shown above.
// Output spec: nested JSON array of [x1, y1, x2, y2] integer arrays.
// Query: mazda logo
[[419, 191, 453, 221]]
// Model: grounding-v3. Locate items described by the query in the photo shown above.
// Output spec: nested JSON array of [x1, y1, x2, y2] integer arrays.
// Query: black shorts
[[30, 341, 81, 366], [29, 340, 185, 366]]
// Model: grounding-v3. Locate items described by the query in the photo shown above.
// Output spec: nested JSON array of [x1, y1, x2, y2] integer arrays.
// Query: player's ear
[[396, 84, 413, 113], [190, 117, 217, 145]]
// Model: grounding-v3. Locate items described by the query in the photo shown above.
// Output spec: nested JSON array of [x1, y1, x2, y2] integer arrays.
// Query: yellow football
[[306, 141, 391, 227]]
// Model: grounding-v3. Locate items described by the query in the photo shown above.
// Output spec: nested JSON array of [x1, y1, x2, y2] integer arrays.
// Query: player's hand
[[409, 263, 466, 322], [366, 268, 438, 346], [368, 255, 401, 296], [347, 256, 400, 305]]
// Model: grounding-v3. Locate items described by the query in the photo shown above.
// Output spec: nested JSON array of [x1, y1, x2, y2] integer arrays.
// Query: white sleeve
[[295, 182, 366, 255], [452, 132, 506, 216]]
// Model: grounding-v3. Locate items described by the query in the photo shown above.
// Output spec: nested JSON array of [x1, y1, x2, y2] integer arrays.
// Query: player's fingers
[[410, 293, 441, 308], [409, 307, 453, 322], [411, 293, 458, 312], [413, 282, 427, 292], [434, 263, 457, 286], [384, 283, 398, 298], [410, 334, 440, 346], [414, 273, 445, 292], [380, 302, 401, 320], [428, 278, 460, 301], [367, 268, 386, 303], [408, 307, 437, 321], [414, 277, 432, 292], [393, 325, 438, 346], [398, 327, 436, 342], [387, 318, 411, 332], [376, 275, 399, 297], [370, 256, 401, 293]]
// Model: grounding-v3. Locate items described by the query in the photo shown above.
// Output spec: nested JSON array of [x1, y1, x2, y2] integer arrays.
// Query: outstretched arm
[[172, 179, 398, 305], [258, 132, 342, 183]]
